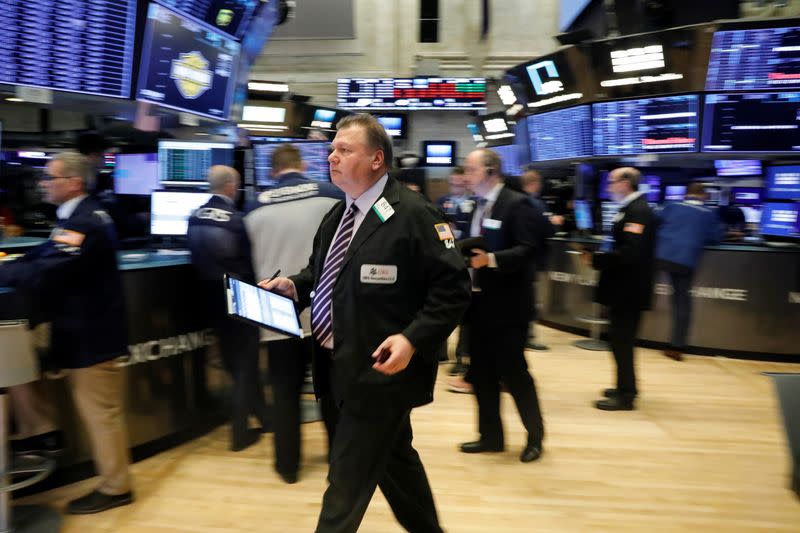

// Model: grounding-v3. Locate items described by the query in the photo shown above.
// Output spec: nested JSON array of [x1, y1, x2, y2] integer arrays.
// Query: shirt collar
[[481, 182, 504, 204], [56, 194, 88, 221], [347, 173, 388, 215], [619, 190, 643, 208]]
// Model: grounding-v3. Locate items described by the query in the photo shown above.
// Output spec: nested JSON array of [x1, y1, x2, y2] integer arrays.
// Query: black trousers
[[468, 321, 545, 448], [216, 316, 268, 447], [667, 269, 694, 350], [608, 307, 643, 400], [267, 336, 313, 476], [316, 397, 443, 533]]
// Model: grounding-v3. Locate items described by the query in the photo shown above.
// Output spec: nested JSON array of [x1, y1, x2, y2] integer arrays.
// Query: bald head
[[207, 165, 240, 200]]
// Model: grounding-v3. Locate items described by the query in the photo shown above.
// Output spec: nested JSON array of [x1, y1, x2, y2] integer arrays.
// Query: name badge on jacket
[[360, 264, 398, 284], [482, 218, 502, 230]]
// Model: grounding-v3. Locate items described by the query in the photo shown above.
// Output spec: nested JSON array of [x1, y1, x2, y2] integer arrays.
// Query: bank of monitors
[[701, 93, 800, 153], [490, 144, 522, 176], [715, 160, 762, 177], [592, 94, 700, 155], [252, 141, 331, 187], [761, 202, 800, 239], [337, 78, 486, 110], [423, 141, 456, 167], [765, 165, 800, 200], [136, 3, 240, 120], [527, 105, 592, 162], [158, 140, 235, 187], [114, 154, 159, 196], [574, 199, 593, 231], [706, 26, 800, 92], [375, 114, 408, 138], [150, 191, 213, 236]]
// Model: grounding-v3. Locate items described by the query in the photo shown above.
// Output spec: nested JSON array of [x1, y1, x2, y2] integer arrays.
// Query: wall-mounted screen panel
[[706, 26, 800, 91], [766, 165, 800, 200], [714, 159, 762, 177], [422, 141, 456, 167], [0, 0, 137, 98], [158, 140, 235, 187], [337, 78, 486, 110], [114, 154, 160, 196], [150, 191, 213, 236], [490, 144, 522, 176], [701, 92, 800, 153], [761, 201, 800, 238], [136, 3, 241, 120], [252, 141, 331, 187], [593, 94, 700, 155], [528, 105, 592, 161], [156, 0, 259, 38], [504, 48, 593, 111]]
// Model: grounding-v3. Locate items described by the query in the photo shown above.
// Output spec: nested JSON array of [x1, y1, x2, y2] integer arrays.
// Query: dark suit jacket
[[291, 177, 471, 414], [0, 197, 127, 368], [470, 186, 545, 327], [593, 194, 656, 311]]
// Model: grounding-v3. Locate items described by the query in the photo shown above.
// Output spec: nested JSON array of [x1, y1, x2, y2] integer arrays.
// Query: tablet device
[[224, 274, 303, 338]]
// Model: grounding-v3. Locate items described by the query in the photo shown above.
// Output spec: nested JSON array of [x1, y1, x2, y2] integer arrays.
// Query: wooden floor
[[19, 327, 800, 532]]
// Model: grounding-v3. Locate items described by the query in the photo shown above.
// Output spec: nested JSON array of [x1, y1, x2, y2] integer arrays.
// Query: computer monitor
[[664, 185, 686, 201], [252, 141, 331, 187], [715, 160, 762, 177], [158, 140, 235, 187], [114, 154, 159, 196], [423, 141, 456, 167], [310, 108, 337, 129], [150, 191, 213, 236], [490, 145, 522, 177], [761, 202, 800, 238], [136, 3, 241, 121], [730, 187, 763, 206], [574, 200, 593, 231], [765, 165, 800, 200], [375, 114, 408, 138], [641, 175, 661, 203], [527, 105, 592, 162]]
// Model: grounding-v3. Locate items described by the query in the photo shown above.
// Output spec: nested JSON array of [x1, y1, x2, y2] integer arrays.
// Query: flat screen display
[[592, 94, 700, 155], [253, 141, 331, 187], [665, 185, 686, 201], [0, 0, 137, 98], [150, 191, 212, 236], [730, 187, 763, 206], [310, 108, 337, 129], [423, 141, 456, 167], [641, 175, 662, 202], [337, 78, 486, 110], [528, 105, 592, 161], [156, 0, 259, 38], [375, 114, 407, 138], [701, 92, 800, 153], [574, 199, 593, 230], [766, 165, 800, 200], [114, 154, 160, 196], [136, 3, 241, 120], [706, 26, 800, 91], [761, 201, 800, 237], [512, 49, 588, 111], [714, 159, 762, 177], [490, 145, 522, 177], [158, 140, 235, 187]]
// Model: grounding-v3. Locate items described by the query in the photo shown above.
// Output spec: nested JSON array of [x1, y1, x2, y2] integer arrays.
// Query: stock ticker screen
[[0, 0, 137, 98], [156, 0, 259, 38], [701, 92, 800, 153], [527, 105, 593, 161], [253, 141, 331, 187], [136, 2, 240, 120], [592, 94, 699, 156], [337, 77, 486, 110], [706, 26, 800, 91]]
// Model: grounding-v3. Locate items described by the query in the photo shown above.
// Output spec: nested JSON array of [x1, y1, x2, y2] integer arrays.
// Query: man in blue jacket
[[0, 152, 132, 514], [655, 182, 723, 361]]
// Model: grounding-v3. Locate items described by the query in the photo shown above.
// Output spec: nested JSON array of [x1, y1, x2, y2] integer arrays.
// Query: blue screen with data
[[527, 105, 592, 161], [761, 202, 800, 237], [0, 0, 137, 98], [136, 3, 240, 120], [766, 165, 800, 199]]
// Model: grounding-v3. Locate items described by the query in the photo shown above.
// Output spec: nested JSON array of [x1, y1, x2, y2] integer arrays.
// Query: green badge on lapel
[[372, 197, 395, 222]]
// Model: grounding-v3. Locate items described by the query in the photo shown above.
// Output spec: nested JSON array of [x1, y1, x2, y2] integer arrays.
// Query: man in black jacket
[[187, 165, 269, 451], [588, 167, 656, 411], [262, 114, 470, 533], [458, 148, 546, 464], [0, 152, 132, 514]]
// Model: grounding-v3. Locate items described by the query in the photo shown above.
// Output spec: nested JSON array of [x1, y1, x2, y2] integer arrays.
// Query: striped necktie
[[311, 204, 358, 346]]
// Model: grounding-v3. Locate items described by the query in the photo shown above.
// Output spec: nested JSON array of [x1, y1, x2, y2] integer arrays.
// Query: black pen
[[266, 269, 281, 283]]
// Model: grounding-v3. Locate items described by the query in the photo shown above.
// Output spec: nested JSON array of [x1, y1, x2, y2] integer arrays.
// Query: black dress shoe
[[520, 443, 543, 463], [525, 342, 550, 351], [595, 397, 635, 411], [448, 363, 468, 376], [276, 469, 298, 484], [66, 490, 134, 515], [11, 430, 65, 456], [603, 388, 620, 398], [231, 428, 261, 452], [459, 440, 504, 454]]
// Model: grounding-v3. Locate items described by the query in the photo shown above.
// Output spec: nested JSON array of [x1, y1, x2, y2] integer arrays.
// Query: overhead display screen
[[337, 77, 486, 110], [761, 202, 800, 238], [701, 92, 800, 153], [490, 144, 522, 176], [528, 105, 592, 161], [156, 0, 259, 38], [766, 165, 800, 200], [0, 0, 137, 98], [706, 26, 800, 91], [593, 94, 700, 155], [136, 3, 241, 120]]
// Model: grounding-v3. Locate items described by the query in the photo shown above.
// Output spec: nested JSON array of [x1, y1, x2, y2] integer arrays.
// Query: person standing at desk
[[0, 152, 133, 514], [187, 165, 269, 451], [262, 114, 470, 533], [458, 148, 546, 464], [586, 167, 656, 411]]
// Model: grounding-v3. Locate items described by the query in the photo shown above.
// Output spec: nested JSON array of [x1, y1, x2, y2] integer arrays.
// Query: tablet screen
[[224, 275, 302, 338]]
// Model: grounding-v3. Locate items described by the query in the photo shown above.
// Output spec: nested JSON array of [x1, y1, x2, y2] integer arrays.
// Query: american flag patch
[[51, 229, 86, 247], [434, 223, 454, 241], [623, 222, 645, 234]]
